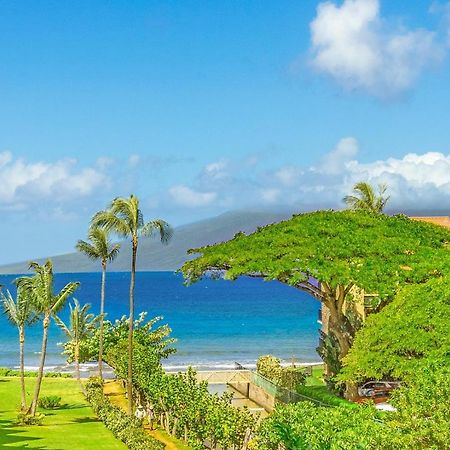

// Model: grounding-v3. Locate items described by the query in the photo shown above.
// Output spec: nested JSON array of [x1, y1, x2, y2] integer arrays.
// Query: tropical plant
[[91, 195, 173, 414], [38, 395, 62, 409], [181, 210, 450, 396], [76, 228, 120, 378], [55, 299, 100, 385], [343, 181, 389, 213], [16, 260, 79, 415], [339, 274, 450, 385], [253, 367, 450, 449], [1, 286, 39, 410]]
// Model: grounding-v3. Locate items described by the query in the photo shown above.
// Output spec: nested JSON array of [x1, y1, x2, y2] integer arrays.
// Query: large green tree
[[76, 227, 120, 378], [343, 181, 389, 213], [55, 299, 100, 385], [1, 286, 38, 410], [92, 195, 173, 414], [339, 274, 450, 384], [181, 210, 450, 393], [17, 260, 79, 415]]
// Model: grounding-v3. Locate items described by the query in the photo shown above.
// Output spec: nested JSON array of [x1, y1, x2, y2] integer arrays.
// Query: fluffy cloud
[[169, 185, 217, 208], [0, 151, 110, 210], [167, 139, 450, 214], [309, 0, 446, 97]]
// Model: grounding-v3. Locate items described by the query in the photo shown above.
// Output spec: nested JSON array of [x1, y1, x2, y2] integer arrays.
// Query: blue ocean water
[[0, 272, 321, 370]]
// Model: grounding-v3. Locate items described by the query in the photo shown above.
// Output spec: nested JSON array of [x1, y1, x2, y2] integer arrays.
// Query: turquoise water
[[0, 272, 321, 370]]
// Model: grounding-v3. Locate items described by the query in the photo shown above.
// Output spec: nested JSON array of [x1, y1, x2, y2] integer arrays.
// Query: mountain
[[0, 210, 293, 274]]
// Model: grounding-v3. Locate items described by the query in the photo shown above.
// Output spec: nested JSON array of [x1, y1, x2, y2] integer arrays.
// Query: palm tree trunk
[[19, 326, 27, 411], [98, 261, 106, 379], [127, 238, 137, 415], [29, 314, 50, 416], [75, 343, 81, 383]]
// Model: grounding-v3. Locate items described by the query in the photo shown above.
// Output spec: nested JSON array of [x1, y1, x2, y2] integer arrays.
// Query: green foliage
[[295, 385, 352, 408], [38, 395, 62, 409], [256, 355, 306, 390], [85, 378, 164, 450], [388, 367, 450, 449], [61, 312, 176, 364], [253, 402, 390, 450], [254, 367, 450, 449], [16, 411, 45, 426], [343, 181, 390, 213], [0, 367, 72, 377], [339, 275, 450, 384], [316, 331, 342, 388], [106, 337, 256, 449], [182, 210, 450, 300], [76, 227, 121, 263]]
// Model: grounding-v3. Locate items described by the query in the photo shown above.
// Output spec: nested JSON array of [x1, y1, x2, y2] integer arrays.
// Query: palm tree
[[55, 299, 100, 386], [17, 260, 79, 416], [1, 286, 39, 410], [92, 195, 173, 414], [343, 182, 390, 213], [76, 228, 120, 379]]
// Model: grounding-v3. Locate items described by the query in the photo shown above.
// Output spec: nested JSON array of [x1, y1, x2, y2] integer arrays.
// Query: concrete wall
[[229, 382, 276, 412]]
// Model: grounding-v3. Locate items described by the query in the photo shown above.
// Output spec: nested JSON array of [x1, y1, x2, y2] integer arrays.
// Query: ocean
[[0, 272, 321, 370]]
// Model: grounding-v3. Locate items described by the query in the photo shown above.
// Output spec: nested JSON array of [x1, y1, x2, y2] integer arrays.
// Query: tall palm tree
[[1, 286, 39, 410], [17, 260, 79, 416], [76, 228, 120, 379], [55, 299, 100, 386], [92, 195, 173, 414], [343, 182, 390, 213]]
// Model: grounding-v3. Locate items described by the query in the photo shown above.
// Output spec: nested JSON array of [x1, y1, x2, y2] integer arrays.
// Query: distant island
[[0, 210, 292, 274]]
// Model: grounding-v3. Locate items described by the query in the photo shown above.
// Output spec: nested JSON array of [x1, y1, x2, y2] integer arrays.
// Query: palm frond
[[142, 220, 173, 244]]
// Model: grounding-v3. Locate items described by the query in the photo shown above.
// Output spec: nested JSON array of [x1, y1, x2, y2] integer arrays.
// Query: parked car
[[358, 381, 401, 398]]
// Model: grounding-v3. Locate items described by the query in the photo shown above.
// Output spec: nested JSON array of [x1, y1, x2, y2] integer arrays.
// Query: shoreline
[[2, 359, 324, 376]]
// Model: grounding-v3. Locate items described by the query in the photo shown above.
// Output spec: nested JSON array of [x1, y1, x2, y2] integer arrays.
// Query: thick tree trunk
[[98, 261, 106, 379], [29, 315, 50, 416], [19, 326, 27, 411], [127, 238, 137, 415]]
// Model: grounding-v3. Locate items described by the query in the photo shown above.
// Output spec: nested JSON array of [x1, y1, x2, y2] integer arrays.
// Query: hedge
[[85, 378, 164, 450]]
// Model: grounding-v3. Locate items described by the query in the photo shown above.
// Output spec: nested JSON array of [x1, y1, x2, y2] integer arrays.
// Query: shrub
[[256, 355, 306, 390], [38, 395, 62, 409], [0, 367, 71, 378], [16, 412, 45, 426], [85, 378, 164, 450]]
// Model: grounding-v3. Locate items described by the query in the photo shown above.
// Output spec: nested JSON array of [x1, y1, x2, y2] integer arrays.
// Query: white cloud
[[169, 185, 217, 208], [166, 140, 450, 214], [0, 152, 110, 210], [260, 188, 281, 203], [275, 166, 304, 187], [309, 0, 446, 97], [320, 137, 359, 174]]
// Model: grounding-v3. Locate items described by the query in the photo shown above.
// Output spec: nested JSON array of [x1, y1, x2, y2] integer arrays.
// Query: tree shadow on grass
[[0, 418, 63, 450], [72, 416, 101, 424]]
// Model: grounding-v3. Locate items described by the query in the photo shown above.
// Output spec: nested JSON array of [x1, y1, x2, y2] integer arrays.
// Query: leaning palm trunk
[[127, 240, 137, 415], [29, 314, 50, 416], [98, 261, 106, 379], [19, 326, 27, 410]]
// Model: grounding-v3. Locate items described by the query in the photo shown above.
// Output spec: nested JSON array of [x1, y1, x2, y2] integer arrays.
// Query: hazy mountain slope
[[0, 210, 293, 274]]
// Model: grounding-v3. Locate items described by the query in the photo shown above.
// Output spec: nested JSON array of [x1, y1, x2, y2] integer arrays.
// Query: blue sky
[[1, 0, 450, 263]]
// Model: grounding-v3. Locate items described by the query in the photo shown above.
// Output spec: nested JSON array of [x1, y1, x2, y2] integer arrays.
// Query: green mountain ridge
[[0, 210, 293, 274]]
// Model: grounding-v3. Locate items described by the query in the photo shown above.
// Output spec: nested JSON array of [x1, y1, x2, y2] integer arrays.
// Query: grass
[[0, 376, 127, 449], [299, 365, 354, 408]]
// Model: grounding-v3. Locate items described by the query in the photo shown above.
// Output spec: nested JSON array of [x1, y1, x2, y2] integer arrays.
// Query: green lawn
[[0, 377, 127, 449], [298, 365, 354, 407]]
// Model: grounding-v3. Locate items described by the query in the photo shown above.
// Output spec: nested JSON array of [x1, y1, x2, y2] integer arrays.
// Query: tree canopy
[[339, 274, 450, 383], [182, 210, 450, 300]]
